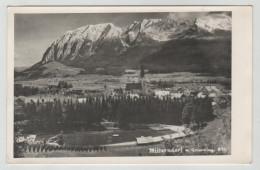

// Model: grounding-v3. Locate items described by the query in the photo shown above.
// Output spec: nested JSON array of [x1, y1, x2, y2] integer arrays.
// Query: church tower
[[139, 65, 146, 93]]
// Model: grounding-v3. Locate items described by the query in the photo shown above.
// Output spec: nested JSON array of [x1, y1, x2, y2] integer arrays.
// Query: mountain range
[[19, 12, 232, 79]]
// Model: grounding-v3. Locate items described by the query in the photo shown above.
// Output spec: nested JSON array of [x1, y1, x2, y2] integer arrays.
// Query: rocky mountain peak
[[40, 13, 231, 69]]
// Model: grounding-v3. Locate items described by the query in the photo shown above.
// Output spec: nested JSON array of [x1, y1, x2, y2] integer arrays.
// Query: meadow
[[15, 72, 230, 92]]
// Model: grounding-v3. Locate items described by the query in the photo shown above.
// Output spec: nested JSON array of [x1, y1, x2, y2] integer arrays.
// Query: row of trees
[[14, 99, 29, 157], [182, 98, 215, 128], [164, 95, 231, 156], [25, 144, 107, 153], [15, 95, 215, 133], [150, 79, 230, 86], [14, 81, 73, 97], [14, 84, 39, 97]]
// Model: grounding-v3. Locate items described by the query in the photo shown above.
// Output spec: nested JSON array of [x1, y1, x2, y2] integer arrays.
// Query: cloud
[[167, 12, 208, 21], [208, 11, 232, 17], [167, 12, 231, 22]]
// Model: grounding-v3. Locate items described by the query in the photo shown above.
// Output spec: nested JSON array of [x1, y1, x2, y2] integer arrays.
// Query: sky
[[14, 12, 229, 67], [14, 13, 169, 67]]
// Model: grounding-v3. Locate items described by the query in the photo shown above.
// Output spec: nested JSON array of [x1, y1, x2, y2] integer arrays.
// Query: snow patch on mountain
[[196, 14, 231, 32], [41, 13, 231, 65]]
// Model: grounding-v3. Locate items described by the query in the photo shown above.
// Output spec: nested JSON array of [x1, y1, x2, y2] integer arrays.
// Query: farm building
[[172, 87, 184, 92], [124, 69, 136, 74], [77, 98, 87, 103], [28, 98, 40, 103], [189, 91, 199, 97], [125, 82, 143, 94], [154, 90, 170, 99], [197, 92, 207, 98], [136, 136, 154, 145], [211, 101, 217, 106], [128, 93, 140, 99], [200, 86, 220, 93], [208, 92, 217, 98], [197, 86, 220, 98], [170, 93, 184, 99]]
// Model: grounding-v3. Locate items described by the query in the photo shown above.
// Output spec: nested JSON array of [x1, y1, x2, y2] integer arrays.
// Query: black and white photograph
[[12, 9, 233, 158], [6, 6, 253, 164]]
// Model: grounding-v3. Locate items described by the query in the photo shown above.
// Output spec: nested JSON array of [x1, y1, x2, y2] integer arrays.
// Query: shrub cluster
[[57, 81, 73, 89], [25, 144, 107, 153]]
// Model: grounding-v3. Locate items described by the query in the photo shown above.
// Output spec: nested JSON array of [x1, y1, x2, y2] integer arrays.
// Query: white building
[[124, 69, 136, 74], [154, 90, 171, 99], [136, 136, 154, 145], [170, 93, 184, 99], [77, 98, 87, 103], [197, 92, 207, 98], [172, 87, 184, 92], [128, 93, 140, 99], [208, 92, 217, 98]]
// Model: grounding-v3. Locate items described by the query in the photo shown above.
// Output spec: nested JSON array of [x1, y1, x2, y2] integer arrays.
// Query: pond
[[35, 128, 175, 146]]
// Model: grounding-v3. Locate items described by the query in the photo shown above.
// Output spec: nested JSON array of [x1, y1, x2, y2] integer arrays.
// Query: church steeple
[[139, 65, 146, 93], [140, 64, 145, 78]]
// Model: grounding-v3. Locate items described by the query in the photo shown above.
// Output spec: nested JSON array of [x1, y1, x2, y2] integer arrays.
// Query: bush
[[163, 133, 230, 156], [57, 81, 73, 89]]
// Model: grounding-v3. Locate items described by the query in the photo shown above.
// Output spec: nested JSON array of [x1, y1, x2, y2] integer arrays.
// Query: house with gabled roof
[[154, 90, 171, 99], [125, 82, 143, 94], [170, 93, 184, 99], [200, 86, 220, 93], [136, 136, 154, 145]]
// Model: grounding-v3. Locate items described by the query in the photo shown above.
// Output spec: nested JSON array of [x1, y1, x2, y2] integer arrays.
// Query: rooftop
[[136, 136, 154, 145], [126, 83, 142, 90]]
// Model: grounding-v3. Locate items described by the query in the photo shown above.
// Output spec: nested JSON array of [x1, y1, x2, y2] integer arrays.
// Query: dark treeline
[[150, 79, 231, 90], [14, 84, 39, 97], [15, 96, 214, 134], [14, 81, 73, 97], [150, 79, 230, 85], [182, 98, 215, 128], [148, 68, 231, 78]]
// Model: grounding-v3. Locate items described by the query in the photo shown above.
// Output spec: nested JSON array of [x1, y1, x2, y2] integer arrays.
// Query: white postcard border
[[6, 6, 252, 164]]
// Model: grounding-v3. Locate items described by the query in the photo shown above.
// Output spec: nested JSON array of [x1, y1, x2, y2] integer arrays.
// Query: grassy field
[[35, 129, 174, 146], [15, 72, 230, 91]]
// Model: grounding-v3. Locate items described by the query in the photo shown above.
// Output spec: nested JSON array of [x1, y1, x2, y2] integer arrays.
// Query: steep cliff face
[[42, 23, 126, 64], [37, 12, 231, 76]]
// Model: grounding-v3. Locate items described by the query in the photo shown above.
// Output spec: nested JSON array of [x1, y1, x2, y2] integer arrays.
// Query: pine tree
[[14, 99, 27, 158], [140, 65, 145, 78]]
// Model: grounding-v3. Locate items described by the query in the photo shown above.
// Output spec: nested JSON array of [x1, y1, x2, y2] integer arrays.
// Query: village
[[15, 66, 231, 105]]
